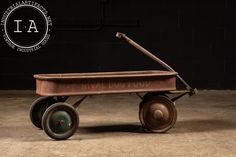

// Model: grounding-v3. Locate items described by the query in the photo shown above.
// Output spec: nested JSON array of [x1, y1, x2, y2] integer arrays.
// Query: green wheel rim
[[49, 111, 72, 134]]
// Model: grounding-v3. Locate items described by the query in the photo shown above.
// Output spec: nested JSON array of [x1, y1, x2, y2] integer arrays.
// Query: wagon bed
[[34, 70, 178, 96]]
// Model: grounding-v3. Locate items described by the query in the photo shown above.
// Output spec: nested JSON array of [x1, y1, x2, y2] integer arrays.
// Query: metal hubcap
[[153, 110, 164, 120], [149, 103, 170, 124], [142, 96, 177, 132], [57, 120, 65, 126], [49, 111, 72, 134]]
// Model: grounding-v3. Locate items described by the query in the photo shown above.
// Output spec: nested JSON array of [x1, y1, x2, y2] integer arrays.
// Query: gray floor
[[0, 90, 235, 157]]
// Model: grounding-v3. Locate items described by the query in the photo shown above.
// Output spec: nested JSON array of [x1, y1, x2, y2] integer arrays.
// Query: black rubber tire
[[139, 100, 145, 127], [29, 97, 56, 129], [42, 102, 79, 140]]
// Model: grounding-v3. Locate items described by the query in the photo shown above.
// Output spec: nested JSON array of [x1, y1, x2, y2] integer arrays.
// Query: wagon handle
[[116, 32, 197, 95]]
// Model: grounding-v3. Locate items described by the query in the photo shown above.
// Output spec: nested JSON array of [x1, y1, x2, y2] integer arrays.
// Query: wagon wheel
[[30, 97, 57, 129], [42, 102, 79, 140], [30, 96, 69, 129], [139, 93, 169, 128], [141, 95, 177, 133]]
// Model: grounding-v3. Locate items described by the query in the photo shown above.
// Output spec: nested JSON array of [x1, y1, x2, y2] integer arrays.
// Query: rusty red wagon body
[[34, 70, 177, 96], [30, 32, 196, 140]]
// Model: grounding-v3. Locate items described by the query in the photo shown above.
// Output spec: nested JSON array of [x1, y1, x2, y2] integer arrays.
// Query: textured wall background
[[0, 0, 235, 89]]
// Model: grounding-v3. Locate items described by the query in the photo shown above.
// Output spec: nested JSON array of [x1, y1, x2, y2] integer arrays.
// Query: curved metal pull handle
[[116, 32, 197, 95], [116, 32, 176, 72]]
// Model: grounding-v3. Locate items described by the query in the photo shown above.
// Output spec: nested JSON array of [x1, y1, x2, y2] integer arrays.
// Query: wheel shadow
[[78, 119, 236, 135], [78, 123, 144, 134], [174, 119, 236, 133]]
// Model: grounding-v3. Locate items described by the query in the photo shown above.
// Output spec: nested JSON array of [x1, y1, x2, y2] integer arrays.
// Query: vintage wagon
[[30, 32, 196, 140]]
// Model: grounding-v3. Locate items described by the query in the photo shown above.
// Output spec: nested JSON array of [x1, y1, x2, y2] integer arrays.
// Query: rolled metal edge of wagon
[[30, 32, 197, 140]]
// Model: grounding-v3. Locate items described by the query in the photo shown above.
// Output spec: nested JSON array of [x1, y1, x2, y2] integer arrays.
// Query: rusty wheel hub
[[141, 95, 177, 133], [153, 109, 164, 120]]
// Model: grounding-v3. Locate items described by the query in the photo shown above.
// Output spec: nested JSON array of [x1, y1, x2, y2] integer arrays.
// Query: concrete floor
[[0, 90, 235, 157]]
